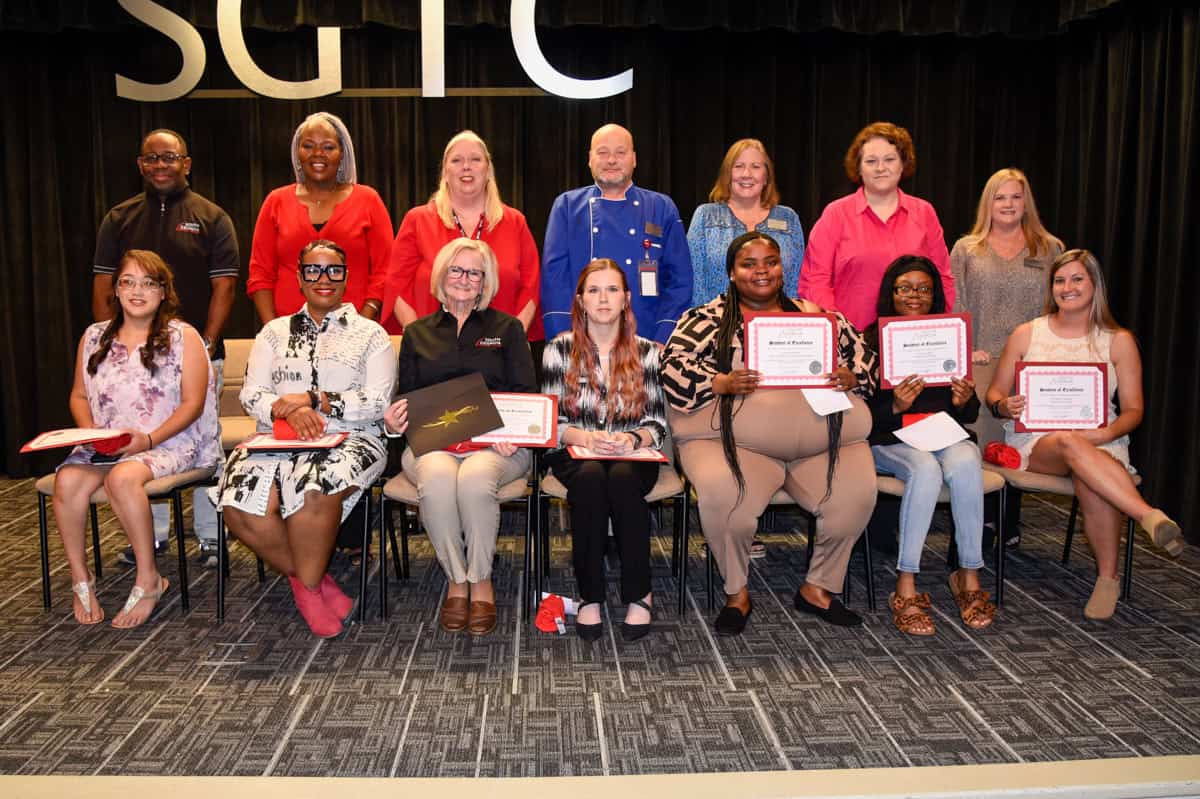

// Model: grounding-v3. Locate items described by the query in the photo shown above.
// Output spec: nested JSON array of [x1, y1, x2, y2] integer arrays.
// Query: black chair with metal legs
[[35, 467, 213, 613], [214, 508, 266, 623]]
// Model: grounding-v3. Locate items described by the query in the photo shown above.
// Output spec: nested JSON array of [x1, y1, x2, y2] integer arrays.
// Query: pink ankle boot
[[289, 575, 343, 638], [320, 573, 354, 621]]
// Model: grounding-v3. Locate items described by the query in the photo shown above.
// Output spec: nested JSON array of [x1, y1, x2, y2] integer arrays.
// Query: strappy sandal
[[112, 576, 168, 629], [620, 598, 652, 641], [71, 579, 104, 625], [888, 591, 935, 636], [948, 570, 996, 630]]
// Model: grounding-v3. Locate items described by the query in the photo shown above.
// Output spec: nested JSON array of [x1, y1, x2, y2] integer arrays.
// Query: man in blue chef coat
[[541, 124, 692, 344]]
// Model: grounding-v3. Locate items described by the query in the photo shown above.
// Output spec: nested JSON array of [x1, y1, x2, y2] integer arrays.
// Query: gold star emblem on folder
[[422, 405, 479, 429]]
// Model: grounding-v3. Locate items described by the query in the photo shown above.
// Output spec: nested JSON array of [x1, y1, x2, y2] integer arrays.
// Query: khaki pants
[[401, 447, 531, 584]]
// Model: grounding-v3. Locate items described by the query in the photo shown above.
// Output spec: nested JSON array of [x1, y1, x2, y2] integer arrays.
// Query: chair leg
[[358, 488, 372, 623], [995, 487, 1007, 607], [705, 543, 715, 611], [675, 492, 688, 617], [399, 505, 412, 581], [523, 493, 534, 623], [90, 505, 102, 580], [379, 492, 389, 620], [861, 526, 876, 612], [172, 489, 190, 613], [37, 494, 51, 611], [256, 557, 266, 583], [216, 509, 226, 623], [1121, 516, 1135, 602], [384, 501, 403, 580], [1062, 497, 1080, 565]]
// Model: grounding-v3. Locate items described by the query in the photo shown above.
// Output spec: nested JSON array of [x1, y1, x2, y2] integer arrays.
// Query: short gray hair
[[430, 238, 499, 310], [290, 111, 357, 184]]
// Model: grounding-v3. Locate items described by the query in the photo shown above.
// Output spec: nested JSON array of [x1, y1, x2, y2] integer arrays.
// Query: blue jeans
[[871, 440, 984, 574]]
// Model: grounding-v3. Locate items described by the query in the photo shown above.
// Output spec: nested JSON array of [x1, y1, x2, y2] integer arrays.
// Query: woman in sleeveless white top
[[986, 250, 1183, 620], [1003, 316, 1130, 470]]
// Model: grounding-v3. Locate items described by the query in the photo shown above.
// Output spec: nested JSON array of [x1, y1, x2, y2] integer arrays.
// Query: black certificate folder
[[401, 372, 503, 456]]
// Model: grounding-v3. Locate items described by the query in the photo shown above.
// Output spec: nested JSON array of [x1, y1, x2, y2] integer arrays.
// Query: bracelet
[[628, 431, 641, 449], [362, 299, 382, 313], [308, 390, 320, 409], [989, 400, 1004, 419], [146, 432, 153, 449]]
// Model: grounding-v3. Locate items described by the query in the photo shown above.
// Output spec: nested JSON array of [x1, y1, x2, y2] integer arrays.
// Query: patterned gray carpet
[[0, 476, 1197, 777]]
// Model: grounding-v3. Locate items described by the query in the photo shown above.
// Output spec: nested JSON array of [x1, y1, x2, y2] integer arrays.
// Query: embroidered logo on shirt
[[176, 222, 201, 234], [475, 336, 503, 348]]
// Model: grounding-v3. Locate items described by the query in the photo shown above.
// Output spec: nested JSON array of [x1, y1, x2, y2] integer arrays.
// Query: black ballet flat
[[620, 598, 653, 642], [793, 589, 862, 627], [714, 603, 752, 636], [576, 602, 603, 642]]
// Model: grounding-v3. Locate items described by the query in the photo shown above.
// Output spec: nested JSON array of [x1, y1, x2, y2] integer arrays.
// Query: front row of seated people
[[53, 235, 1184, 637]]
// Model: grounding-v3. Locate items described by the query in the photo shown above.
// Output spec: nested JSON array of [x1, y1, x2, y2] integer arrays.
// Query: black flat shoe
[[620, 598, 652, 641], [793, 589, 862, 627], [576, 602, 603, 642], [714, 603, 752, 636]]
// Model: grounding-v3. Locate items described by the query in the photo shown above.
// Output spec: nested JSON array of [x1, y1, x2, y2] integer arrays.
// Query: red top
[[247, 183, 397, 331], [798, 187, 953, 330], [386, 201, 543, 340]]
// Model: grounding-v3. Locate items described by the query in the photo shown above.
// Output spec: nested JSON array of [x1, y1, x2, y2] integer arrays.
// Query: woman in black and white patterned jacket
[[215, 239, 394, 639], [541, 259, 668, 642]]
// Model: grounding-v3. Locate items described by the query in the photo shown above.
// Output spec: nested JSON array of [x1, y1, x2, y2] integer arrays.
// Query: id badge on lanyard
[[638, 238, 659, 297]]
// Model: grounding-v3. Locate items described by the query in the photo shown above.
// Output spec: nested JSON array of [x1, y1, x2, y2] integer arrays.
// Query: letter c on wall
[[510, 0, 632, 99]]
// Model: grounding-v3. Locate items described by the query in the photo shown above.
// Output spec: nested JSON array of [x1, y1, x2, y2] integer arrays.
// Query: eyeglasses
[[300, 263, 347, 282], [448, 265, 485, 282], [116, 277, 163, 292], [893, 285, 933, 296], [138, 152, 186, 165]]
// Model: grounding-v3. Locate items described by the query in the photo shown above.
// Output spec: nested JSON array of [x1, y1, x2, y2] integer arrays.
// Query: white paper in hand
[[801, 388, 853, 416], [892, 411, 970, 452]]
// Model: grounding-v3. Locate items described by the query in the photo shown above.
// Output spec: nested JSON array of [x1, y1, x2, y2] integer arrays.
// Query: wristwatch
[[308, 390, 320, 409], [989, 400, 1004, 418]]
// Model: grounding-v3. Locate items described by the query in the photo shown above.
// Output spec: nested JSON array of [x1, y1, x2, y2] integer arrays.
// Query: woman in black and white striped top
[[541, 259, 668, 642]]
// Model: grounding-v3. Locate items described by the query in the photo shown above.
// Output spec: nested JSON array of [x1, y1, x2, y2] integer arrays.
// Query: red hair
[[565, 260, 645, 421]]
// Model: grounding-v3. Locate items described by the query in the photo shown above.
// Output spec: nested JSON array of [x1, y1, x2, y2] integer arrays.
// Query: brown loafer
[[440, 596, 469, 632], [467, 600, 497, 636]]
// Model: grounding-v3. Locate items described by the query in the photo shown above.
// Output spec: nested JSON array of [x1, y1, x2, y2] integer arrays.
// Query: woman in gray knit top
[[950, 168, 1062, 444]]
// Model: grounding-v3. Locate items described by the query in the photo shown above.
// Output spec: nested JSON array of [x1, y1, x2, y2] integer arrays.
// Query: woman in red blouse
[[247, 112, 395, 330], [799, 121, 953, 331], [388, 130, 541, 340]]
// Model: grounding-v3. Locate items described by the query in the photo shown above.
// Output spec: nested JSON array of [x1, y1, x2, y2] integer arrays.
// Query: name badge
[[766, 218, 788, 232], [638, 260, 659, 297], [644, 222, 663, 237], [475, 336, 503, 348]]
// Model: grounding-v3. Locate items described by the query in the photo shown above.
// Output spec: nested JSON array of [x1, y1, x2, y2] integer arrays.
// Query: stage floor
[[0, 476, 1197, 782]]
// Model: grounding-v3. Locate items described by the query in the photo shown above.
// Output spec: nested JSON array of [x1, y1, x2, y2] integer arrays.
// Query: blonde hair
[[707, 138, 780, 207], [962, 168, 1063, 257], [432, 130, 504, 232], [430, 238, 500, 310], [1044, 248, 1125, 356]]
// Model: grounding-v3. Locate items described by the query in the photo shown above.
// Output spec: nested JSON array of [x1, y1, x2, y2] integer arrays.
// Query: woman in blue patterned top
[[541, 259, 668, 642], [687, 139, 805, 306]]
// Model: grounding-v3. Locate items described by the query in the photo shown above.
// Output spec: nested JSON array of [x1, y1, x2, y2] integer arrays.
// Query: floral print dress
[[59, 320, 222, 477]]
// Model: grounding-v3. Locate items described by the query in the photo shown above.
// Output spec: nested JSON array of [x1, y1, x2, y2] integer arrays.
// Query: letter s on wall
[[115, 0, 206, 101]]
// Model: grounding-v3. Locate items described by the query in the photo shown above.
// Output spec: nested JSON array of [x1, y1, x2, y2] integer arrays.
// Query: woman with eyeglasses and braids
[[216, 240, 395, 638], [55, 249, 221, 629], [662, 232, 878, 636]]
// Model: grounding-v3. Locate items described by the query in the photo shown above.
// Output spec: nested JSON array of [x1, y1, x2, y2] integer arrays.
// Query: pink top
[[798, 187, 953, 330], [386, 201, 543, 340], [247, 184, 396, 331]]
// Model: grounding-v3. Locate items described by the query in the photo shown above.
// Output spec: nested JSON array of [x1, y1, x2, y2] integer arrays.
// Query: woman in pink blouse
[[387, 130, 541, 340], [799, 121, 953, 331], [247, 112, 396, 331]]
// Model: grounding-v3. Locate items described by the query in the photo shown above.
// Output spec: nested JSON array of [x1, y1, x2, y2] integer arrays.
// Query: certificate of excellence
[[878, 313, 971, 388], [743, 313, 837, 388], [1014, 361, 1108, 432], [471, 393, 558, 447]]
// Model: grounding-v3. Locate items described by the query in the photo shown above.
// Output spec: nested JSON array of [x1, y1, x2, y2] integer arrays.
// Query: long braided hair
[[715, 232, 843, 507], [87, 250, 180, 377]]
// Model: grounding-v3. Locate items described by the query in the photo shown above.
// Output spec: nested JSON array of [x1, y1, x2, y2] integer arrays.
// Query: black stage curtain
[[1, 0, 1124, 36], [1, 2, 1196, 540]]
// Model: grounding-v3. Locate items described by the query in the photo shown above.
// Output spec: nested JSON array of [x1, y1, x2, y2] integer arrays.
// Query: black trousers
[[550, 457, 659, 604]]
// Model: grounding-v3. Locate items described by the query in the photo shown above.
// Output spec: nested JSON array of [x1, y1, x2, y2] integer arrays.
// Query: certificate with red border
[[238, 432, 349, 451], [879, 313, 972, 388], [567, 446, 669, 463], [1014, 361, 1108, 432], [743, 312, 837, 388], [21, 428, 127, 453], [471, 393, 558, 447]]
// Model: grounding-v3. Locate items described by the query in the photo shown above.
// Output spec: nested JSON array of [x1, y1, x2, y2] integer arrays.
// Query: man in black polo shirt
[[92, 129, 239, 567]]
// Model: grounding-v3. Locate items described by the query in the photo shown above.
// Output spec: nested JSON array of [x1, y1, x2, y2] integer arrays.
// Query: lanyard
[[452, 210, 486, 240]]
